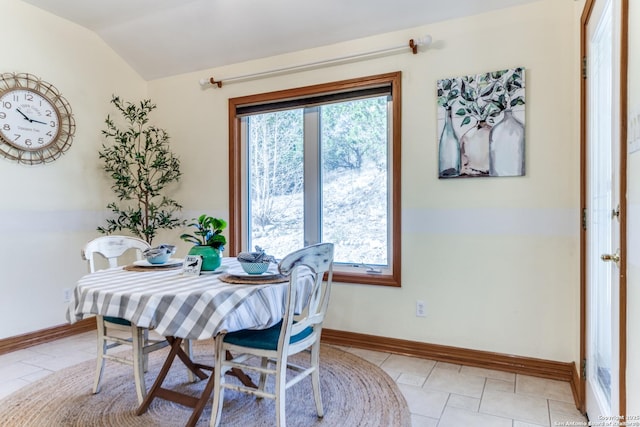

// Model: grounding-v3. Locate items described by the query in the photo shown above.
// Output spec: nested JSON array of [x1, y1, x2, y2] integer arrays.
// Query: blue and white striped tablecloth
[[66, 258, 309, 340]]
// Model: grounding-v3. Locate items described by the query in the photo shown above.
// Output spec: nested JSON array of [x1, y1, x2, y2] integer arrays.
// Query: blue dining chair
[[82, 235, 193, 404], [210, 242, 334, 427]]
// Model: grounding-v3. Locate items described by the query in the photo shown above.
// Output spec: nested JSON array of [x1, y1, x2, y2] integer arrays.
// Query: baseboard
[[321, 328, 583, 410], [0, 320, 583, 410], [0, 317, 96, 355]]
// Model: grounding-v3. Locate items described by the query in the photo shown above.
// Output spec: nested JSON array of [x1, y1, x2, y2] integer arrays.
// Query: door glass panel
[[587, 0, 613, 411]]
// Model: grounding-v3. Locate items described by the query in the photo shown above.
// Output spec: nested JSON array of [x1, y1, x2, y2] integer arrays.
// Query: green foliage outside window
[[247, 95, 389, 263], [321, 97, 387, 171]]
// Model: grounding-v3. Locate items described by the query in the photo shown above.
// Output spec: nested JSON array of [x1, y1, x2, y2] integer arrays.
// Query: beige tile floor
[[0, 331, 589, 426]]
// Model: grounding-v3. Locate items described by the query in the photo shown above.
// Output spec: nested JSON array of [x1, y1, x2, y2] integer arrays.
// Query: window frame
[[228, 72, 402, 287]]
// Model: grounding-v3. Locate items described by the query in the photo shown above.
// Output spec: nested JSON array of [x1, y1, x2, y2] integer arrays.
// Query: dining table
[[66, 256, 311, 426]]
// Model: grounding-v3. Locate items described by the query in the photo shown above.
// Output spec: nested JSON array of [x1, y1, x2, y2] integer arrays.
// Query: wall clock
[[0, 72, 75, 165]]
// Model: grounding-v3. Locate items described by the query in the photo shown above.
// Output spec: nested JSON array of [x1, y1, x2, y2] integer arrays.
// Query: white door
[[585, 0, 622, 419]]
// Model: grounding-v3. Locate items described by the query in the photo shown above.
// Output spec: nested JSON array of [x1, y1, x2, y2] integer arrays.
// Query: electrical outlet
[[416, 300, 426, 317], [63, 288, 72, 303]]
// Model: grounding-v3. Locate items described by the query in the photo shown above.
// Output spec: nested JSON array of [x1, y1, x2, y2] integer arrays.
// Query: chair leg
[[258, 357, 269, 395], [92, 317, 107, 395], [275, 359, 287, 427], [210, 336, 226, 427], [183, 339, 197, 383], [141, 328, 150, 373], [310, 341, 324, 417], [132, 326, 147, 405]]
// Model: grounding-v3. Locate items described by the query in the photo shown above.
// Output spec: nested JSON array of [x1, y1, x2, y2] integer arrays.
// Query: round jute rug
[[0, 342, 411, 427]]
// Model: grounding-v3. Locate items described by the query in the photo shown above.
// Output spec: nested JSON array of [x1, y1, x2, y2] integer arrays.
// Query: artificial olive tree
[[97, 95, 184, 245]]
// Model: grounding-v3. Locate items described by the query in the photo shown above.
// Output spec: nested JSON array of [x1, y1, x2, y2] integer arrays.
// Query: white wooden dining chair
[[210, 243, 334, 427], [82, 235, 193, 404]]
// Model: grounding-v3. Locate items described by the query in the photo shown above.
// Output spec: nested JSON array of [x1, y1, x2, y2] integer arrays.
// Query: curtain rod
[[199, 35, 432, 89]]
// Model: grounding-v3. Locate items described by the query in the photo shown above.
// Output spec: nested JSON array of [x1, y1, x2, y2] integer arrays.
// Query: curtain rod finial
[[199, 77, 222, 88], [409, 34, 433, 54], [418, 34, 433, 47]]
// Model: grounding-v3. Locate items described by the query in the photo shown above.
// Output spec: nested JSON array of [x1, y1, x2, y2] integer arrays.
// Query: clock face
[[0, 89, 61, 151], [0, 72, 75, 165]]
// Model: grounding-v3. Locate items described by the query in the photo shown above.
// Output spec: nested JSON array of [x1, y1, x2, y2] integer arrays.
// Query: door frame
[[579, 0, 628, 416]]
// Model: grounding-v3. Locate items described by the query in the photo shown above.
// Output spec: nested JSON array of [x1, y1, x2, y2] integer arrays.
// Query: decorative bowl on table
[[143, 244, 176, 264], [239, 261, 270, 275]]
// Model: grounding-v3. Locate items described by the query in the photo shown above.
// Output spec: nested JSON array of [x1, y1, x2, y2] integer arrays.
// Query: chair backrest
[[277, 243, 334, 349], [82, 235, 151, 273]]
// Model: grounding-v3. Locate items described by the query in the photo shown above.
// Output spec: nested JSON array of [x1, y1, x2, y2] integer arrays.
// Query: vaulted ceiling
[[21, 0, 542, 80]]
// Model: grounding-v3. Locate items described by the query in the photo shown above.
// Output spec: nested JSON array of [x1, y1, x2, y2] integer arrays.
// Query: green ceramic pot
[[187, 245, 221, 271]]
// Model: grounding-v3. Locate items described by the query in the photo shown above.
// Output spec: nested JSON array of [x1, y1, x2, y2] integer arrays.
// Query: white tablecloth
[[67, 258, 308, 340]]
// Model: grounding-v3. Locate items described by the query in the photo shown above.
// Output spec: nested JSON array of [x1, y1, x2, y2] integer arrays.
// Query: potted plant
[[180, 214, 227, 271], [97, 95, 184, 244]]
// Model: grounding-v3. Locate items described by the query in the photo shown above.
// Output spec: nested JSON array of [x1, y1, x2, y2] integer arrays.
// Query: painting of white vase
[[437, 67, 525, 178]]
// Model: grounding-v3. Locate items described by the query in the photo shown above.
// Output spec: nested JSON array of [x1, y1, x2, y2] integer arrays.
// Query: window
[[228, 72, 401, 286]]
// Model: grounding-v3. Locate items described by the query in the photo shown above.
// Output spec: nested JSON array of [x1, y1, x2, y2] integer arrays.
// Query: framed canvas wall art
[[437, 67, 526, 178]]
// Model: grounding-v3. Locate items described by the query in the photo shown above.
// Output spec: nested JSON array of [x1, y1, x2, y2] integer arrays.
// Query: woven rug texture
[[0, 342, 411, 427]]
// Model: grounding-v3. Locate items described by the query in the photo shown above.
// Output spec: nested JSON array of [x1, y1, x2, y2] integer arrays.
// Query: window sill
[[331, 271, 400, 287]]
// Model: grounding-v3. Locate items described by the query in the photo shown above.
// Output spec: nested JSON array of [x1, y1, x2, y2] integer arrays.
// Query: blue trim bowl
[[143, 244, 176, 264], [239, 261, 270, 275], [146, 252, 171, 264]]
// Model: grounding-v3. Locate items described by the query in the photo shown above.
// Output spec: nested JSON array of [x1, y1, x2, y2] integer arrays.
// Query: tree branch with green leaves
[[97, 95, 184, 245]]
